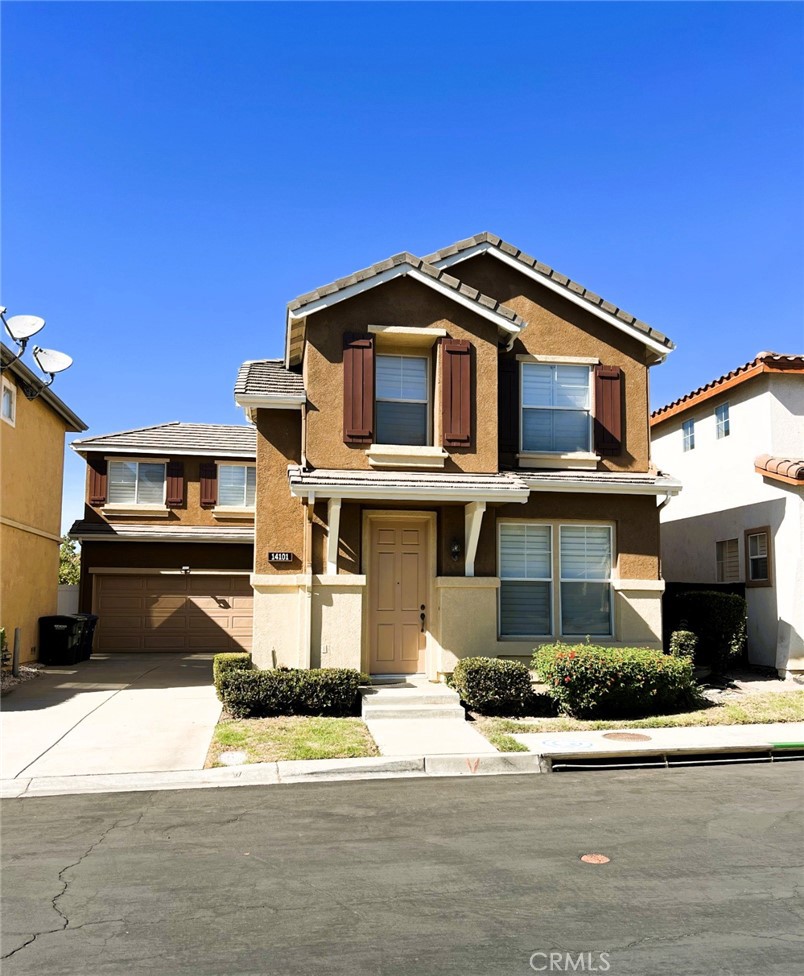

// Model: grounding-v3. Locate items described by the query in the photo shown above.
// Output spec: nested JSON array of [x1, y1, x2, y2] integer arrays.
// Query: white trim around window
[[375, 352, 431, 447], [1, 377, 16, 427], [519, 361, 594, 457], [498, 519, 614, 640], [105, 459, 167, 507], [216, 461, 256, 510]]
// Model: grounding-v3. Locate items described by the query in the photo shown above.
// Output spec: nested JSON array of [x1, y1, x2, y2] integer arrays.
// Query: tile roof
[[520, 469, 682, 494], [424, 232, 674, 351], [651, 352, 804, 424], [287, 251, 526, 331], [72, 422, 256, 457], [68, 521, 255, 543], [754, 454, 804, 485], [234, 359, 306, 400], [288, 466, 530, 501]]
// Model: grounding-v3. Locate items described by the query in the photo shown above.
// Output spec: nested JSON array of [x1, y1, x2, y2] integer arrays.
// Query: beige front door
[[368, 518, 428, 674]]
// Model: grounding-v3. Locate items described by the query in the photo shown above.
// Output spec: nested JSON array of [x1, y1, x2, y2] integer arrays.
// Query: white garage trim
[[88, 567, 251, 575]]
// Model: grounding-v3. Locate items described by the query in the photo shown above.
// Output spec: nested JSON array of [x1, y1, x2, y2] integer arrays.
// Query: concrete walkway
[[0, 653, 221, 779], [513, 721, 804, 758]]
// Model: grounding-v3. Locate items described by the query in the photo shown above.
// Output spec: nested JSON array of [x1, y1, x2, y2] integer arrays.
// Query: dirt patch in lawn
[[474, 689, 804, 749], [206, 716, 380, 767]]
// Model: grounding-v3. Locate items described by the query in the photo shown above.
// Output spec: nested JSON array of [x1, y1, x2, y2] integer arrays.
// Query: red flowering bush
[[532, 643, 697, 718]]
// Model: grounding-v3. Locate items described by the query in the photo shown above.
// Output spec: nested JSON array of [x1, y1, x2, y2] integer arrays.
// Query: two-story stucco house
[[235, 233, 681, 679], [68, 423, 256, 653], [651, 352, 804, 677], [1, 343, 87, 663]]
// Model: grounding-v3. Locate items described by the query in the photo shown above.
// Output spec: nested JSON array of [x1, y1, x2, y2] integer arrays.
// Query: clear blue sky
[[2, 1, 802, 531]]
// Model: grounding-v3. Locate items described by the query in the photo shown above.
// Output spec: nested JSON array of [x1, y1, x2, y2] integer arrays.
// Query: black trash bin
[[38, 615, 85, 666], [73, 613, 99, 660]]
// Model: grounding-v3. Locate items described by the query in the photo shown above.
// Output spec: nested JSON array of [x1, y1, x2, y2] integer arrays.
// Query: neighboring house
[[68, 423, 256, 653], [1, 343, 87, 663], [234, 232, 681, 679], [651, 352, 804, 677]]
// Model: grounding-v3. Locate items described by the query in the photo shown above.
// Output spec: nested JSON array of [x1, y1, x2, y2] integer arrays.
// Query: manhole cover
[[580, 853, 610, 864], [601, 732, 652, 742]]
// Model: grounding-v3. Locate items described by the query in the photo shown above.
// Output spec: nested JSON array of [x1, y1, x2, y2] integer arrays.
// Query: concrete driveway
[[0, 654, 221, 780]]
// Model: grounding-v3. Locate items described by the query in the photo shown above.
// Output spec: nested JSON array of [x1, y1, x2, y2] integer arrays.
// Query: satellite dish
[[4, 314, 45, 341], [32, 346, 73, 375]]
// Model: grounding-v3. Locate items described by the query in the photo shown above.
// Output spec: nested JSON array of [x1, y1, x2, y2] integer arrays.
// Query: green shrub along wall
[[533, 643, 697, 719], [452, 657, 532, 715], [665, 589, 747, 671], [213, 653, 252, 700], [219, 667, 362, 718]]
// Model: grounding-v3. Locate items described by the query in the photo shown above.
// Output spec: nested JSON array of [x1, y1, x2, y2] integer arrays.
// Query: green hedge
[[673, 591, 747, 672], [213, 652, 253, 700], [219, 667, 362, 718], [452, 657, 532, 715], [669, 630, 698, 659], [533, 643, 697, 719]]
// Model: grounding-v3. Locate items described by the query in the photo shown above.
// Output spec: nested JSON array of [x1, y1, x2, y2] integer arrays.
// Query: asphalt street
[[1, 763, 802, 976]]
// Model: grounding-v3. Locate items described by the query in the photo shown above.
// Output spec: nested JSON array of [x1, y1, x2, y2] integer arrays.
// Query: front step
[[361, 684, 466, 722]]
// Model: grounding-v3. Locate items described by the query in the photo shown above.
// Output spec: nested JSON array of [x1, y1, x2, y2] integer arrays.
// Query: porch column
[[464, 501, 486, 577], [326, 498, 342, 575]]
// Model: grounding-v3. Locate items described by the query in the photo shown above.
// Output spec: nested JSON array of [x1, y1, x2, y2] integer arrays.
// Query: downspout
[[301, 490, 315, 668]]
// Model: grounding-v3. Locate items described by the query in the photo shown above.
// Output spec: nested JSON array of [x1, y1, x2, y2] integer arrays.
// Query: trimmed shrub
[[533, 643, 697, 718], [219, 667, 361, 718], [213, 652, 252, 700], [673, 591, 747, 672], [452, 657, 532, 715], [669, 630, 698, 659]]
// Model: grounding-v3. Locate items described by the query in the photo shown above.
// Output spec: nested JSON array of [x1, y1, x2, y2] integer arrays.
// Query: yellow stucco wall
[[1, 373, 71, 662]]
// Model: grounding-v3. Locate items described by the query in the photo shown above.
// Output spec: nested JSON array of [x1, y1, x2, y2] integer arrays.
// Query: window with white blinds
[[375, 354, 429, 446], [521, 363, 591, 453], [218, 464, 256, 507], [107, 460, 166, 505], [716, 539, 740, 582], [559, 525, 612, 636], [499, 524, 552, 636], [498, 522, 613, 638]]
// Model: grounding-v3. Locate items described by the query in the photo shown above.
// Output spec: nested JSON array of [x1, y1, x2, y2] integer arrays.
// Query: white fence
[[57, 584, 79, 615]]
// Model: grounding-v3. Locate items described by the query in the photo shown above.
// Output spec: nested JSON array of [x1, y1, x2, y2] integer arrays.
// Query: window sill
[[102, 505, 170, 518], [366, 444, 448, 469], [212, 507, 256, 520], [517, 452, 600, 470]]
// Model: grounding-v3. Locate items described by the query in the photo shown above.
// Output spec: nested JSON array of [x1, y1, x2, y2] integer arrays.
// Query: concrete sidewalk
[[1, 654, 221, 779]]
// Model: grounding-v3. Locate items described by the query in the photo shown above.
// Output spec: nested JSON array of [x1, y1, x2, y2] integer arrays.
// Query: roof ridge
[[73, 421, 183, 444], [423, 232, 673, 351]]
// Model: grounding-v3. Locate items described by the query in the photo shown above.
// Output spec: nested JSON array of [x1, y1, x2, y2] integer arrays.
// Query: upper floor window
[[521, 363, 591, 454], [1, 378, 16, 427], [107, 460, 166, 505], [682, 418, 695, 451], [375, 354, 429, 446], [218, 463, 256, 508], [716, 538, 740, 582], [715, 402, 730, 439], [745, 527, 772, 587]]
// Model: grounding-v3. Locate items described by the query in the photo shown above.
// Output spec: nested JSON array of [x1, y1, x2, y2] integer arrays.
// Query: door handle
[[420, 605, 426, 632]]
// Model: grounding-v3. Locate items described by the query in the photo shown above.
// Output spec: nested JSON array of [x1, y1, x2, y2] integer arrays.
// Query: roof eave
[[520, 475, 683, 496]]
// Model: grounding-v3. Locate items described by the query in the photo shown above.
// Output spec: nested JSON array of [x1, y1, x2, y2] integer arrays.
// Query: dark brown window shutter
[[199, 463, 217, 507], [343, 333, 374, 444], [498, 357, 520, 461], [594, 365, 623, 456], [166, 461, 184, 507], [88, 457, 107, 505], [441, 339, 472, 448]]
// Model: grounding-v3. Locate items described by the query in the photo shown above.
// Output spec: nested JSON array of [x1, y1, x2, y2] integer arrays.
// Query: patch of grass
[[481, 727, 529, 753], [473, 690, 804, 743], [206, 716, 379, 767]]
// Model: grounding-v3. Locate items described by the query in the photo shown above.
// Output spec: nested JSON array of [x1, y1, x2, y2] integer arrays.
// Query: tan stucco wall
[[453, 253, 654, 472], [475, 492, 661, 581], [303, 275, 500, 474], [1, 374, 72, 662], [311, 577, 365, 669], [254, 409, 304, 575], [83, 452, 256, 528]]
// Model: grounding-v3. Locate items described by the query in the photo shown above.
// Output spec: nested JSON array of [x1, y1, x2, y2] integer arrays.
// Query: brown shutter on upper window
[[594, 365, 623, 456], [166, 461, 184, 507], [441, 339, 472, 448], [498, 357, 520, 461], [343, 333, 374, 444], [199, 463, 217, 508], [88, 457, 107, 505]]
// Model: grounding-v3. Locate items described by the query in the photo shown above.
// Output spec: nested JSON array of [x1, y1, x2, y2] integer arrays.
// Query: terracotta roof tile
[[755, 454, 804, 484]]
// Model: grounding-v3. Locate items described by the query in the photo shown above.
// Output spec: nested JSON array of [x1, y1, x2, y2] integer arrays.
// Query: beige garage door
[[93, 574, 253, 652]]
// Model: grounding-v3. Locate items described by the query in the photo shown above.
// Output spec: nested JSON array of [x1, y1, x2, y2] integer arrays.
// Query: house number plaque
[[268, 551, 294, 563]]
